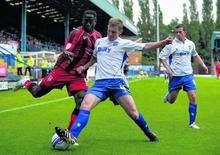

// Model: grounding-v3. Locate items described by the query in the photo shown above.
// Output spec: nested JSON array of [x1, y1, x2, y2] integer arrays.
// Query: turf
[[0, 77, 219, 155]]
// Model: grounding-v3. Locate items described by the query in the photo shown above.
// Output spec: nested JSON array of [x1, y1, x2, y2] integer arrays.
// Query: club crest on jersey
[[188, 45, 192, 51], [47, 75, 54, 82], [65, 43, 72, 50]]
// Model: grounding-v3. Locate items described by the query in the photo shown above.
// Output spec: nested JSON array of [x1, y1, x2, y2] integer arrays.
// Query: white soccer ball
[[51, 133, 70, 150]]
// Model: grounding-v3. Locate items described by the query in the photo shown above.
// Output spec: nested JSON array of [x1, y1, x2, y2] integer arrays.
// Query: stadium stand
[[0, 0, 139, 90]]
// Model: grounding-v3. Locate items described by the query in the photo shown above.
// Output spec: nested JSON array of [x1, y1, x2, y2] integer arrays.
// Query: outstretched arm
[[143, 37, 172, 51]]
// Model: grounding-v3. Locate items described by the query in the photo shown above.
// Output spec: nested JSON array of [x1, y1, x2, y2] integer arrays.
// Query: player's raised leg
[[13, 76, 31, 91], [164, 89, 180, 104], [14, 76, 54, 98], [164, 76, 181, 104]]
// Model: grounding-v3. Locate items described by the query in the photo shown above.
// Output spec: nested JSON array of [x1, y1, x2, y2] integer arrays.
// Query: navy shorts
[[169, 74, 196, 92]]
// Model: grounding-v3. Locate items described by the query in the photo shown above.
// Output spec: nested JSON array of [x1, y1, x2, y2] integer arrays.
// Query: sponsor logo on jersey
[[98, 47, 111, 53], [176, 50, 190, 56]]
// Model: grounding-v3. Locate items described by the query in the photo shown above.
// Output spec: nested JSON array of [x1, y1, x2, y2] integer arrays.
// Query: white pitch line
[[0, 96, 72, 114], [0, 78, 149, 114]]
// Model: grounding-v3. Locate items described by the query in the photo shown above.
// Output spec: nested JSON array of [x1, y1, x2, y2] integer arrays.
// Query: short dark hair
[[175, 24, 187, 32], [83, 10, 97, 20]]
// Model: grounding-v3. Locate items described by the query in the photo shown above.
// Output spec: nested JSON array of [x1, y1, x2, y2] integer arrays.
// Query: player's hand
[[167, 70, 174, 80], [63, 51, 75, 60], [203, 65, 208, 74], [162, 37, 173, 45], [76, 66, 85, 74]]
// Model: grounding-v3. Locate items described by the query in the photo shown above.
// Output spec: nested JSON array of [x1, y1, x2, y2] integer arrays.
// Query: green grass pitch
[[0, 77, 219, 154]]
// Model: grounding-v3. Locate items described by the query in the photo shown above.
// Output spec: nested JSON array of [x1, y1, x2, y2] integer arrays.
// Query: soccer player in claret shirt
[[55, 18, 172, 145], [159, 24, 208, 129], [14, 10, 102, 130]]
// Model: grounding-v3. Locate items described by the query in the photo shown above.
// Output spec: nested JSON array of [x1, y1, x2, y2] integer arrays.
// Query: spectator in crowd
[[47, 60, 55, 73], [16, 50, 24, 76], [25, 55, 35, 76], [0, 27, 63, 52], [40, 58, 48, 78]]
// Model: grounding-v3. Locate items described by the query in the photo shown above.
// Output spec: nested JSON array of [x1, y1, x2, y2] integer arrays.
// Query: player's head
[[107, 18, 123, 41], [175, 24, 187, 41], [82, 10, 97, 32]]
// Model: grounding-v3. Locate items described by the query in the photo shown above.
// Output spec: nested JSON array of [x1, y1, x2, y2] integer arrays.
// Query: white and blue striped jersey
[[93, 37, 145, 80], [159, 38, 198, 76]]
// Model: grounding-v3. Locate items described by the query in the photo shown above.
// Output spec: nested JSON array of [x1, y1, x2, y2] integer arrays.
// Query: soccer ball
[[51, 133, 70, 150]]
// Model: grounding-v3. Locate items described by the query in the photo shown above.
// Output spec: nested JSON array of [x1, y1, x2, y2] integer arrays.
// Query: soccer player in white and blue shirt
[[159, 24, 208, 129], [55, 18, 172, 145]]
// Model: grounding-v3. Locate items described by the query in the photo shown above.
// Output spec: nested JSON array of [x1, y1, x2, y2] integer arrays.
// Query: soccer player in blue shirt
[[159, 24, 208, 129], [55, 18, 172, 145]]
